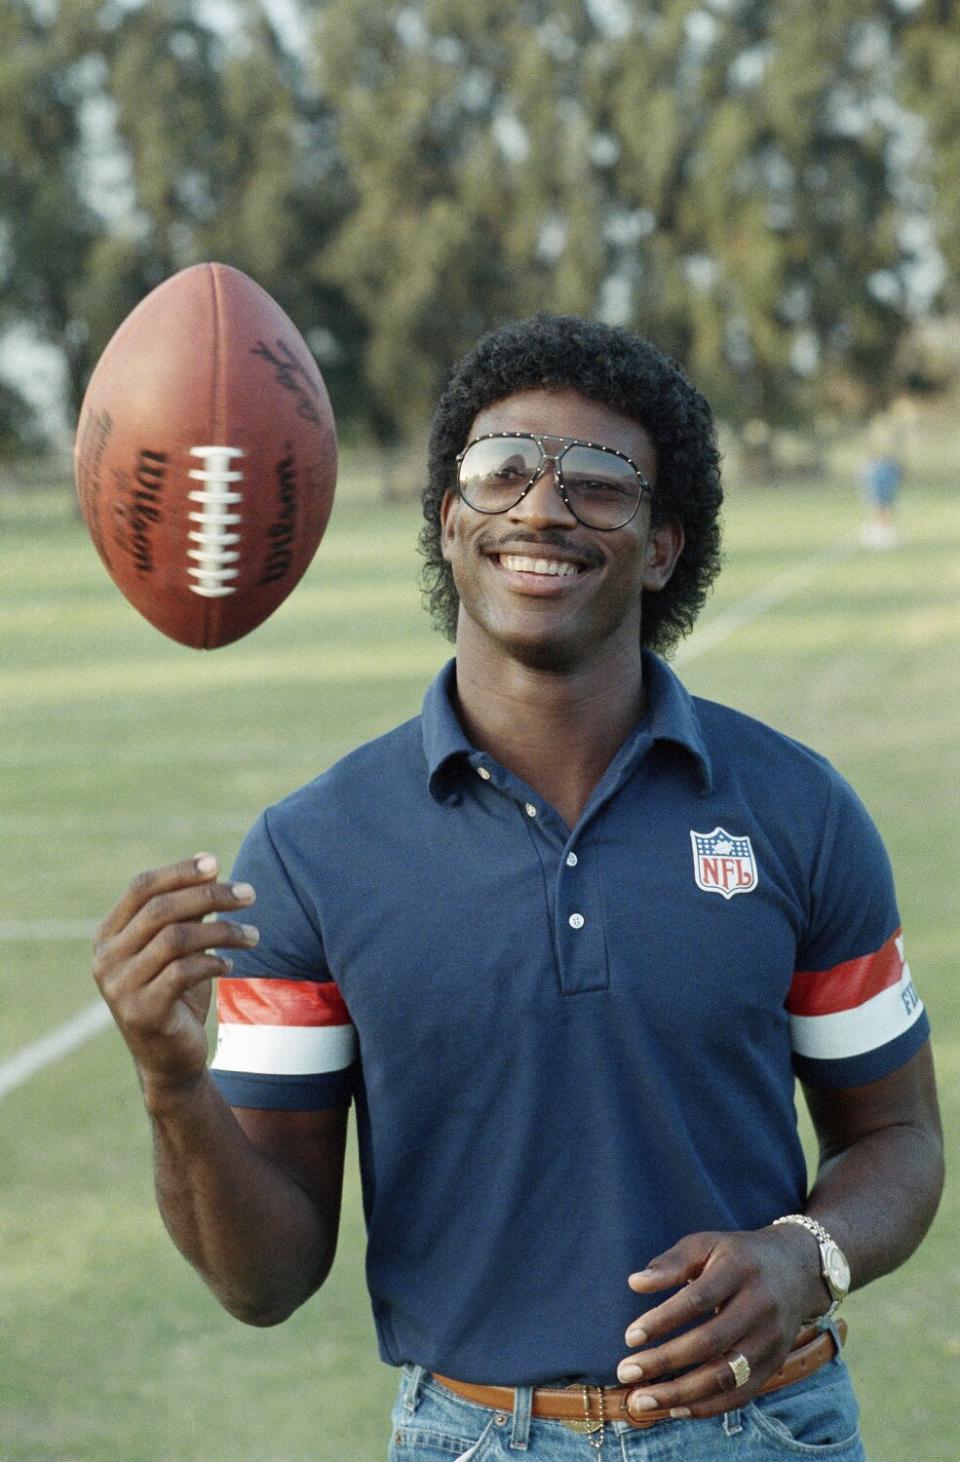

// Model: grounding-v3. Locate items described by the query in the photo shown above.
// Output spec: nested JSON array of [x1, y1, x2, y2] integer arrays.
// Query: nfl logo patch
[[690, 827, 758, 899]]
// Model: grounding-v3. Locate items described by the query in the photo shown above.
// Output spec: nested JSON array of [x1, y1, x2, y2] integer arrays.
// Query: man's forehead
[[468, 386, 657, 477]]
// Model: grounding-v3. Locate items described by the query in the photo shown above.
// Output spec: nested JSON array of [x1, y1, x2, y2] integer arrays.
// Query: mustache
[[476, 528, 605, 570]]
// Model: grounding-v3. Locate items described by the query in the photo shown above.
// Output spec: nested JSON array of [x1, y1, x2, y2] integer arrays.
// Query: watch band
[[772, 1213, 834, 1246], [772, 1214, 850, 1324]]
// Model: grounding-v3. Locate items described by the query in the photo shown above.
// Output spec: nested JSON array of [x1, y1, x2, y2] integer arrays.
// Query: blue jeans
[[388, 1356, 866, 1459]]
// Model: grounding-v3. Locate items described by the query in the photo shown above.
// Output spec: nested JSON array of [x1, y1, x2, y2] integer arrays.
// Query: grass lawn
[[1, 463, 956, 1460]]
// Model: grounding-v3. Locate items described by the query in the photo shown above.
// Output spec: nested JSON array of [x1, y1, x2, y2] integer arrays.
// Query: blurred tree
[[315, 0, 620, 440], [0, 0, 943, 455], [317, 0, 923, 437], [0, 0, 365, 448], [0, 378, 44, 457], [0, 0, 107, 447], [900, 0, 960, 291], [604, 0, 919, 423], [97, 0, 368, 427]]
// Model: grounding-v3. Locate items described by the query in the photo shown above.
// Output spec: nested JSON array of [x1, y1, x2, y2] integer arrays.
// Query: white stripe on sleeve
[[211, 1022, 358, 1076], [791, 977, 924, 1061]]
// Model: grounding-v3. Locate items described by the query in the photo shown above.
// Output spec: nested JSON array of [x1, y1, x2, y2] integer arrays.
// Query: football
[[74, 262, 337, 648]]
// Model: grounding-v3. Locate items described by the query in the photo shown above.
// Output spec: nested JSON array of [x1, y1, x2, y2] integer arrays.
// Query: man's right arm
[[92, 854, 347, 1325]]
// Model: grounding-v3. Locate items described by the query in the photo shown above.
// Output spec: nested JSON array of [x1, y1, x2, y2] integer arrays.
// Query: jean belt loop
[[403, 1364, 426, 1413], [723, 1407, 744, 1436], [510, 1384, 533, 1451], [823, 1317, 845, 1364]]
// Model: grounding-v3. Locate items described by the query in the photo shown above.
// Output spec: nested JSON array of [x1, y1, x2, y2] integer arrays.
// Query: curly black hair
[[419, 313, 723, 657]]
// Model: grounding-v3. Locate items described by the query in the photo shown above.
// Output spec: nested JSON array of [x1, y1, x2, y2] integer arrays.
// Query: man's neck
[[452, 639, 646, 830]]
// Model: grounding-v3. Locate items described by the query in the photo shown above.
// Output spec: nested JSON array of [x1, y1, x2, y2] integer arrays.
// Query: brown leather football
[[74, 262, 337, 648]]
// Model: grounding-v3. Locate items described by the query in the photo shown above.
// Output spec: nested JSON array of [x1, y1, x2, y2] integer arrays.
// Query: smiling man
[[93, 315, 943, 1460]]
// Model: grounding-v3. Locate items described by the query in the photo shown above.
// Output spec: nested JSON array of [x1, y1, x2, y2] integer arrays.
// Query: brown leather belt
[[434, 1319, 846, 1431]]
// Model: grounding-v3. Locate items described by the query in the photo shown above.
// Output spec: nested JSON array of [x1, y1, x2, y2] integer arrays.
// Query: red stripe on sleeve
[[217, 977, 351, 1028], [787, 929, 904, 1017]]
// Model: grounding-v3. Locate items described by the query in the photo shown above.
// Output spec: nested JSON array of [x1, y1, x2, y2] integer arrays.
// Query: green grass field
[[1, 464, 957, 1461]]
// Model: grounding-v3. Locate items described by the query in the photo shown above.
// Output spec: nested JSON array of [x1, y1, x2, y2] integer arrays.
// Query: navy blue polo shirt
[[211, 655, 929, 1385]]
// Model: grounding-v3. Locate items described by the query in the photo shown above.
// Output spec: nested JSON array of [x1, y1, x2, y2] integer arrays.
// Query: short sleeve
[[788, 775, 929, 1088], [209, 810, 358, 1110]]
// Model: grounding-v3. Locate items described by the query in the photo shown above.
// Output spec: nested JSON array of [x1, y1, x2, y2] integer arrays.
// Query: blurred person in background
[[860, 397, 916, 549]]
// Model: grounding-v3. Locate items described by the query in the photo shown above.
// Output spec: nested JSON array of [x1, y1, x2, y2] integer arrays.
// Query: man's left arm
[[617, 1042, 944, 1419]]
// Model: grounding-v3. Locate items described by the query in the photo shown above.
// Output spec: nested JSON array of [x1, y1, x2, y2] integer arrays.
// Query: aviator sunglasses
[[455, 431, 651, 531]]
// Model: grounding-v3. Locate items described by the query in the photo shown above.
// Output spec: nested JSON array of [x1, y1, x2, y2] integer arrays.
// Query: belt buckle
[[563, 1417, 603, 1435], [560, 1387, 606, 1445]]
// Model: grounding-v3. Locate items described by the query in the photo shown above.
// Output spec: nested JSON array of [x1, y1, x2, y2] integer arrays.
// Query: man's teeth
[[500, 554, 580, 577]]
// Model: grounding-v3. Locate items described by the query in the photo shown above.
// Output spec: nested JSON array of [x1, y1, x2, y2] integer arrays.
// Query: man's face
[[440, 386, 682, 673]]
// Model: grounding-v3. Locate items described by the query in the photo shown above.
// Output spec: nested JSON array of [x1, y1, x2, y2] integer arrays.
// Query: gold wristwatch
[[772, 1214, 851, 1323]]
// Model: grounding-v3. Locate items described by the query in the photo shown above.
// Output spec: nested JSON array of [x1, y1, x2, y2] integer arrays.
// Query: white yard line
[[674, 537, 856, 668], [0, 1000, 112, 1100], [0, 535, 858, 1102]]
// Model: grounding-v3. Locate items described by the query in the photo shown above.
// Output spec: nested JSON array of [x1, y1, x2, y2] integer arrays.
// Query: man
[[94, 315, 943, 1458]]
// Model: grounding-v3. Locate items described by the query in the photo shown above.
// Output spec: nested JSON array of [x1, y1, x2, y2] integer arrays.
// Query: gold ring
[[727, 1351, 751, 1388]]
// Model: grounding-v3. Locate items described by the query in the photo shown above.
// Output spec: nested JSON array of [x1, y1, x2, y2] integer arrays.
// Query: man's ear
[[439, 489, 457, 563], [642, 519, 684, 591]]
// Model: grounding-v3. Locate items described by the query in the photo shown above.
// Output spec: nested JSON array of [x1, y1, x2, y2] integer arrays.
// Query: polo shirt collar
[[423, 655, 712, 800], [422, 661, 473, 799], [640, 651, 713, 792]]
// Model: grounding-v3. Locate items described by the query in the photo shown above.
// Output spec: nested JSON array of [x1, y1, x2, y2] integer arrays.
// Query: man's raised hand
[[92, 854, 259, 1103]]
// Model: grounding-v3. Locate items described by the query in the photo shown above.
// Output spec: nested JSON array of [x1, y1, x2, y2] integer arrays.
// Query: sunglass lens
[[562, 447, 641, 528], [458, 437, 540, 511]]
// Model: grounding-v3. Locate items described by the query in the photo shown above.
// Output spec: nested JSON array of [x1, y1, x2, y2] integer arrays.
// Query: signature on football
[[252, 339, 324, 426]]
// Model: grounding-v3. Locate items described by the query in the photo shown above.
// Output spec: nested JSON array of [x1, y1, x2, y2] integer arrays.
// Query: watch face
[[825, 1245, 851, 1296]]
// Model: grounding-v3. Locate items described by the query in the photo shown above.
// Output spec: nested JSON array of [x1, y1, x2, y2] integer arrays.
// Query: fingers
[[621, 1291, 744, 1377], [107, 889, 259, 972], [91, 854, 261, 1094], [94, 857, 258, 979], [620, 1309, 779, 1421], [95, 854, 257, 952], [624, 1346, 762, 1422], [623, 1232, 725, 1347], [627, 1231, 717, 1300], [115, 950, 232, 1038], [94, 853, 220, 946], [617, 1229, 805, 1419], [119, 915, 258, 993]]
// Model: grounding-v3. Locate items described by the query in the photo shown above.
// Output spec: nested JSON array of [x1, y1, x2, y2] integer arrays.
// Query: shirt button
[[524, 802, 537, 817], [566, 852, 578, 867], [569, 912, 585, 929], [477, 766, 491, 781]]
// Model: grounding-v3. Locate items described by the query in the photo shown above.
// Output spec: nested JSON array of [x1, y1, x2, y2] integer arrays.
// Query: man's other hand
[[616, 1225, 826, 1419]]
